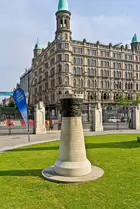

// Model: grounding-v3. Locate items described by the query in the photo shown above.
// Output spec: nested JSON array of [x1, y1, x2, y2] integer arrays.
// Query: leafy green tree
[[8, 101, 15, 107]]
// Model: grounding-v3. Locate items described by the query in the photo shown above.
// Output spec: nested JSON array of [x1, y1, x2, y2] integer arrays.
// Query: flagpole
[[27, 70, 30, 143]]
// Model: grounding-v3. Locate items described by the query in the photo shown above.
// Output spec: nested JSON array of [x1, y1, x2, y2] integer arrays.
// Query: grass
[[0, 134, 140, 209]]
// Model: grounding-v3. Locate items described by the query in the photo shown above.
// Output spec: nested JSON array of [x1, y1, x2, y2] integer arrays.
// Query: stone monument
[[42, 94, 104, 183], [90, 103, 103, 132], [34, 101, 46, 134]]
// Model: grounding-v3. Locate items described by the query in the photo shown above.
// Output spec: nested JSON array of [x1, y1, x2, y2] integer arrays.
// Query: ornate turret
[[55, 0, 72, 41], [33, 38, 42, 58], [131, 34, 138, 44], [131, 34, 140, 52]]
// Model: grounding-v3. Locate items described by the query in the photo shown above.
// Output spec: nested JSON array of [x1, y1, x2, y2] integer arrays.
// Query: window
[[88, 49, 96, 56], [34, 71, 37, 76], [65, 33, 68, 40], [65, 64, 69, 73], [39, 85, 42, 92], [74, 57, 80, 65], [39, 76, 42, 82], [77, 78, 81, 87], [35, 79, 37, 84], [45, 71, 48, 78], [65, 43, 69, 49], [45, 82, 48, 89], [65, 77, 69, 85], [73, 67, 76, 75], [57, 64, 62, 73], [50, 58, 55, 66], [45, 63, 48, 69], [64, 19, 67, 27], [51, 68, 55, 76], [74, 48, 83, 54], [57, 43, 62, 49], [87, 80, 90, 88], [60, 19, 63, 28], [57, 55, 62, 62], [51, 79, 55, 87], [88, 59, 96, 66], [81, 79, 83, 87], [58, 77, 62, 85], [73, 79, 76, 87], [64, 54, 69, 61]]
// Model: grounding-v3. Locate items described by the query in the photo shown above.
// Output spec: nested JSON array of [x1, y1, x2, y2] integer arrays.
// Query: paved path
[[0, 130, 140, 153]]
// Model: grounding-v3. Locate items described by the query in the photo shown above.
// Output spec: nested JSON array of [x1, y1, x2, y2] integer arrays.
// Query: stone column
[[131, 104, 140, 130], [34, 101, 46, 134], [90, 103, 103, 132], [54, 94, 91, 176], [42, 94, 104, 183]]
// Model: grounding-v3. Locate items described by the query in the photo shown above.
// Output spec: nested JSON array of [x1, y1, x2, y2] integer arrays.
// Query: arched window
[[101, 80, 103, 88], [65, 77, 69, 85], [58, 77, 62, 85], [125, 72, 127, 79], [88, 68, 90, 76], [73, 67, 76, 75], [58, 64, 62, 73], [77, 67, 80, 75], [87, 80, 90, 88], [104, 93, 107, 100], [92, 80, 94, 88], [81, 79, 83, 88], [113, 62, 116, 69], [125, 83, 127, 89], [88, 59, 90, 66], [65, 64, 69, 73], [77, 78, 81, 87], [101, 70, 103, 77], [73, 78, 76, 87], [95, 80, 97, 88]]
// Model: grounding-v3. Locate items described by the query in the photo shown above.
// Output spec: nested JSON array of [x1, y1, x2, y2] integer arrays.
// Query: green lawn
[[0, 134, 140, 209]]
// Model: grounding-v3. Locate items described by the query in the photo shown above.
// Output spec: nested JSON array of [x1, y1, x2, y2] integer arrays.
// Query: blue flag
[[13, 88, 28, 127]]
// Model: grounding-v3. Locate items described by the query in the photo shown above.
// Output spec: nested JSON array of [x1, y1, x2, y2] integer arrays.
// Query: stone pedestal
[[34, 101, 46, 134], [131, 104, 140, 130], [42, 94, 104, 183], [90, 103, 103, 132]]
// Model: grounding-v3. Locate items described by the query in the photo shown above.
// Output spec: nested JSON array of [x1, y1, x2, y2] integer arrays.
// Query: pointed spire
[[34, 38, 41, 50], [58, 0, 69, 12], [131, 34, 138, 44]]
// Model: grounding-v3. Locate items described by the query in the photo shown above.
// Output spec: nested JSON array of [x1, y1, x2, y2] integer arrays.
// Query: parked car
[[108, 117, 121, 123]]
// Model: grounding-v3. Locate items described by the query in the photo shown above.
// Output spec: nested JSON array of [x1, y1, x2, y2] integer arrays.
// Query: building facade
[[30, 0, 140, 121]]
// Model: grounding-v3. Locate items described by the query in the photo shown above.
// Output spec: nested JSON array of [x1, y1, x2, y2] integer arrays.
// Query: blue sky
[[0, 0, 139, 92]]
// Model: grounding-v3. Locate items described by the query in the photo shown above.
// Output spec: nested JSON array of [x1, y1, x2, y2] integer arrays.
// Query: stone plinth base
[[54, 159, 91, 177], [42, 165, 104, 184]]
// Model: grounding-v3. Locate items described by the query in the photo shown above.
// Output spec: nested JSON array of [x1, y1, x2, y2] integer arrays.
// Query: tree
[[8, 101, 15, 107], [118, 94, 140, 106]]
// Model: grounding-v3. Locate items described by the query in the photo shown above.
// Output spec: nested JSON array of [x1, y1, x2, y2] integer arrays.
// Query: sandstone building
[[30, 0, 140, 121]]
